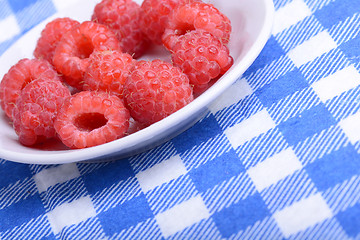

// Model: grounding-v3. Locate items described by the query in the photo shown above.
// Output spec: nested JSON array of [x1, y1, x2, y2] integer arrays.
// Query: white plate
[[0, 0, 274, 164]]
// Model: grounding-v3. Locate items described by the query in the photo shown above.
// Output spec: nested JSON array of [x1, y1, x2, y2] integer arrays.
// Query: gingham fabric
[[1, 0, 360, 239]]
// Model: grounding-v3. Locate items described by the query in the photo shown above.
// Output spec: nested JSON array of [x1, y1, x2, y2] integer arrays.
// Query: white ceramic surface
[[0, 0, 274, 164]]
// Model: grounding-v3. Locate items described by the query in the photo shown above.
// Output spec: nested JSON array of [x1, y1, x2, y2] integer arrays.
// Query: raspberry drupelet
[[34, 17, 80, 64], [139, 0, 199, 45], [168, 30, 233, 86], [83, 50, 136, 99], [92, 0, 149, 58], [12, 78, 71, 146], [54, 91, 130, 149], [162, 1, 231, 49], [0, 58, 63, 119], [124, 59, 194, 126], [53, 21, 121, 90]]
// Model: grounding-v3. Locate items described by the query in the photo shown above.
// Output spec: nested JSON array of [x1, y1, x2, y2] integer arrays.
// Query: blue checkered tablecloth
[[1, 0, 360, 239]]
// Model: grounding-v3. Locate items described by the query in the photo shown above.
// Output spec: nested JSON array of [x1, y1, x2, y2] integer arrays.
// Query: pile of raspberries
[[0, 0, 233, 149]]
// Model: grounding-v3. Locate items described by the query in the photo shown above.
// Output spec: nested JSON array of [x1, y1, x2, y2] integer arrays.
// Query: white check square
[[312, 66, 360, 102], [274, 194, 332, 237], [155, 195, 210, 237], [34, 163, 80, 193], [136, 155, 187, 192], [272, 0, 311, 35], [288, 31, 337, 67], [247, 148, 302, 191], [47, 196, 96, 234], [225, 109, 276, 148]]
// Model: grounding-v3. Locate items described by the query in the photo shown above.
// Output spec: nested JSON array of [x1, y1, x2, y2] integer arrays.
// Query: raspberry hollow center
[[21, 77, 33, 90], [74, 112, 108, 131], [176, 24, 195, 36], [77, 37, 94, 59]]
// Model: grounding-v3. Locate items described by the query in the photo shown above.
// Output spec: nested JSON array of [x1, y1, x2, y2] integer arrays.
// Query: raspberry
[[83, 50, 135, 99], [34, 17, 80, 64], [139, 0, 199, 44], [124, 59, 193, 125], [54, 91, 130, 149], [169, 30, 233, 86], [162, 2, 231, 48], [92, 0, 149, 58], [53, 21, 121, 90], [0, 58, 63, 119], [12, 78, 71, 146]]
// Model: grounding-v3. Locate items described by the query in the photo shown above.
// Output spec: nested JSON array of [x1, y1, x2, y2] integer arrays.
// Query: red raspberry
[[139, 0, 199, 45], [169, 30, 233, 86], [0, 58, 63, 119], [53, 21, 121, 90], [83, 50, 135, 99], [54, 91, 130, 149], [12, 78, 71, 146], [34, 17, 80, 64], [162, 2, 231, 48], [124, 59, 193, 125], [92, 0, 149, 58]]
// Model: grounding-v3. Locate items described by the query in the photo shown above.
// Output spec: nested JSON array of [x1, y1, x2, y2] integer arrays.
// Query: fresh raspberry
[[124, 59, 193, 125], [139, 0, 199, 45], [168, 30, 233, 86], [192, 79, 215, 98], [162, 2, 231, 49], [92, 0, 149, 58], [53, 21, 121, 90], [54, 91, 130, 149], [34, 17, 80, 64], [127, 117, 147, 135], [0, 58, 63, 119], [83, 50, 135, 99], [12, 78, 71, 146]]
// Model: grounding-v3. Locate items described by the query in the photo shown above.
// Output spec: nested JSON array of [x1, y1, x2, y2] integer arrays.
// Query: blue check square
[[305, 145, 360, 191], [82, 160, 134, 194], [314, 0, 360, 29], [0, 161, 32, 188], [340, 37, 360, 65], [278, 104, 336, 146], [98, 194, 153, 236], [189, 149, 245, 193], [336, 203, 360, 237], [256, 70, 309, 107], [0, 194, 44, 232], [172, 114, 222, 153], [212, 193, 270, 238]]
